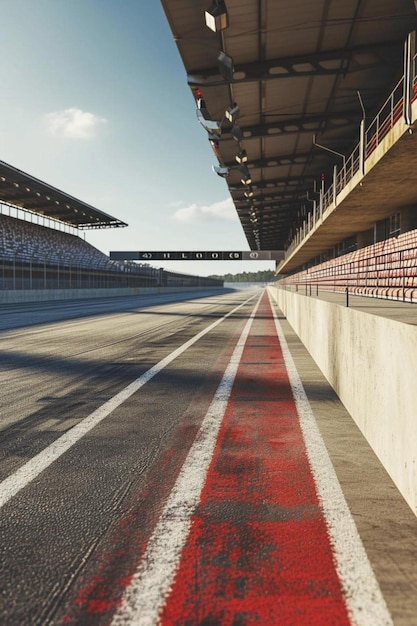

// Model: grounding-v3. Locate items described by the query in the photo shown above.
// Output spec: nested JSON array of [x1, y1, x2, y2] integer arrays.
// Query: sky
[[0, 0, 275, 277]]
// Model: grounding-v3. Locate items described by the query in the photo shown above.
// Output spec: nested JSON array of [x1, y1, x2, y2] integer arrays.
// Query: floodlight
[[218, 51, 234, 82], [212, 165, 229, 178], [244, 189, 253, 198], [225, 103, 240, 123], [240, 164, 252, 185], [197, 97, 212, 121], [196, 109, 222, 135], [205, 1, 229, 32], [231, 125, 243, 142], [236, 149, 247, 164]]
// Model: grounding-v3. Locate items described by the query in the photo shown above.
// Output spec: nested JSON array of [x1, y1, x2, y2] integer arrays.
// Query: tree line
[[209, 270, 276, 283]]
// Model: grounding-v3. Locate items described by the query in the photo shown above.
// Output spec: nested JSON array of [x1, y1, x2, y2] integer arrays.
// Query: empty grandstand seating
[[281, 228, 417, 303], [0, 214, 112, 269], [0, 212, 223, 291]]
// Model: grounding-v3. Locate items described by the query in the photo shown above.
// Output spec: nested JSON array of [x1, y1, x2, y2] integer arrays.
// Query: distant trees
[[209, 270, 276, 283]]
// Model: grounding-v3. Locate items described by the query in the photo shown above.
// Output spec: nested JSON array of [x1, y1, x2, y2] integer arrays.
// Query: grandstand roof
[[0, 159, 127, 229], [161, 0, 417, 251]]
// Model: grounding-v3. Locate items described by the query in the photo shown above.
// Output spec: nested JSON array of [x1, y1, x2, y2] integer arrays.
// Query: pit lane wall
[[0, 286, 220, 304], [268, 284, 417, 516]]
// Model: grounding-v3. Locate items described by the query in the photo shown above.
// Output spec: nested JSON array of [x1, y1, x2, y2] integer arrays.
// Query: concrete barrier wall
[[268, 285, 417, 515], [0, 286, 214, 304]]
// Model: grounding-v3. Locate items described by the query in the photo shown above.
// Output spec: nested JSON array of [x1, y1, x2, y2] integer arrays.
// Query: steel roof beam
[[225, 152, 313, 169], [234, 195, 309, 206], [187, 40, 401, 87], [236, 203, 303, 216], [224, 111, 360, 140], [228, 175, 316, 191], [234, 190, 308, 201]]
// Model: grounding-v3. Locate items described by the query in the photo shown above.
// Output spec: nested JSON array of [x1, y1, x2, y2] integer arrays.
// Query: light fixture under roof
[[205, 1, 229, 32], [225, 103, 240, 123], [212, 165, 229, 178], [236, 149, 247, 164], [218, 51, 234, 82], [231, 125, 243, 142], [240, 164, 252, 185], [196, 109, 222, 136], [197, 97, 212, 121]]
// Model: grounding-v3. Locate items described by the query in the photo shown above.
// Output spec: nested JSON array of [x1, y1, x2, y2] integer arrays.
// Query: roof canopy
[[161, 0, 417, 250], [0, 159, 127, 229]]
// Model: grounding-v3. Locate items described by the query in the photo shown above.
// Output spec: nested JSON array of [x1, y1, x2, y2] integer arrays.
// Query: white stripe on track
[[111, 292, 263, 626], [267, 290, 393, 626], [0, 293, 258, 510]]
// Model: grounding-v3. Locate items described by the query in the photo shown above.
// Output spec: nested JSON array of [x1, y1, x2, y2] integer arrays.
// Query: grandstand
[[161, 0, 417, 299], [280, 227, 417, 303], [0, 160, 222, 297], [0, 213, 111, 267]]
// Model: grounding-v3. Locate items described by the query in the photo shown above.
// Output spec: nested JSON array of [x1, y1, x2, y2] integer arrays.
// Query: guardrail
[[279, 281, 417, 306], [365, 76, 404, 158]]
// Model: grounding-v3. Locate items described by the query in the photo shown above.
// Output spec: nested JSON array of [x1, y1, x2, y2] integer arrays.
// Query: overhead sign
[[110, 250, 284, 261]]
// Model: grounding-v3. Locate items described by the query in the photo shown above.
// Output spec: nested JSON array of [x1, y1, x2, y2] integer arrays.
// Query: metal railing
[[365, 76, 404, 158], [0, 258, 223, 291], [284, 54, 417, 260]]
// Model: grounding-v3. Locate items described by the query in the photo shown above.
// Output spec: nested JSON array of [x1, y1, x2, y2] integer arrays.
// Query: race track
[[1, 289, 416, 625]]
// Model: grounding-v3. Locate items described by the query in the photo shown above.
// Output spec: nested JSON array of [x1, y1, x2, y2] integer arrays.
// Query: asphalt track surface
[[1, 289, 417, 625]]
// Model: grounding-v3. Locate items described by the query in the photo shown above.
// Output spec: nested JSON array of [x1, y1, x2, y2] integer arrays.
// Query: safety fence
[[0, 258, 222, 291]]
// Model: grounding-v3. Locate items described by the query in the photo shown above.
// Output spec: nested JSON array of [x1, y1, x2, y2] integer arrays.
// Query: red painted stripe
[[160, 294, 351, 625], [59, 328, 240, 624]]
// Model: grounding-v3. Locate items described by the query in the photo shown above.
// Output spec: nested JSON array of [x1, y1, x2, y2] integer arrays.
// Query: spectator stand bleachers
[[280, 228, 417, 304], [0, 213, 116, 269], [0, 213, 163, 290], [0, 213, 223, 291]]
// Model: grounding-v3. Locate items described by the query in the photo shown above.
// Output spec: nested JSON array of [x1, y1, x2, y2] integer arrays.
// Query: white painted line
[[0, 294, 257, 510], [111, 292, 263, 626], [267, 291, 393, 626]]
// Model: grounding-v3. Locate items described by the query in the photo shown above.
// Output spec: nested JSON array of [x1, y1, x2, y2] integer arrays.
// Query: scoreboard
[[109, 250, 284, 261]]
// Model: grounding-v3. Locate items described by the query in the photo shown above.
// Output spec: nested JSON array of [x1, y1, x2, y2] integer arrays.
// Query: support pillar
[[403, 31, 416, 125]]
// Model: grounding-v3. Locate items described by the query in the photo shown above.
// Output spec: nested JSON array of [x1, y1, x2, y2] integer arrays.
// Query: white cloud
[[173, 197, 236, 223], [45, 107, 107, 139]]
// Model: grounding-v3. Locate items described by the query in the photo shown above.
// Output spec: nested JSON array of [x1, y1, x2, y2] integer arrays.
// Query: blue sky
[[0, 0, 275, 277]]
